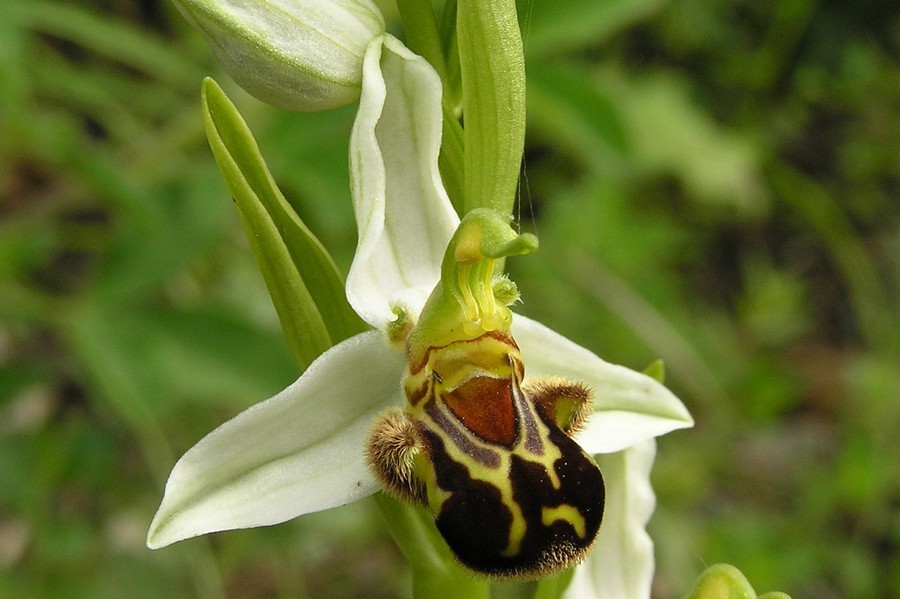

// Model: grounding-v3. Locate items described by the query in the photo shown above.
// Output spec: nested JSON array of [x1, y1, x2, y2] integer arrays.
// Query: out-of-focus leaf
[[0, 2, 30, 132], [83, 304, 296, 413], [769, 163, 896, 352], [202, 77, 365, 368], [12, 1, 200, 89], [527, 61, 630, 168], [524, 0, 669, 58], [603, 70, 766, 213]]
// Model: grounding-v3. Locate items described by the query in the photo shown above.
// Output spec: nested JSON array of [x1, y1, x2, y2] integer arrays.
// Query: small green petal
[[457, 0, 526, 216], [202, 78, 365, 368], [643, 359, 666, 383], [686, 564, 758, 599]]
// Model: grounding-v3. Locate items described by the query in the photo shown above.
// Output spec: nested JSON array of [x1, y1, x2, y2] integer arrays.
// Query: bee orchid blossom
[[148, 1, 692, 596]]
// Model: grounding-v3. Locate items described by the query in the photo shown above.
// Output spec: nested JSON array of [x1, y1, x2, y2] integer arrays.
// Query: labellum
[[367, 210, 605, 578]]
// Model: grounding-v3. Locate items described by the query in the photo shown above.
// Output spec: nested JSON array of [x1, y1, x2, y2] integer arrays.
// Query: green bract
[[172, 0, 385, 110], [686, 564, 792, 599]]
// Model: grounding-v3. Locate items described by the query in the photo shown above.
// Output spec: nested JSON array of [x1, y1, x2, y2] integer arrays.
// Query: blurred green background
[[1, 0, 897, 597]]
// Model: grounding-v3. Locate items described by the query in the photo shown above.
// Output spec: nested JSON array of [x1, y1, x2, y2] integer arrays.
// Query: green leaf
[[12, 1, 199, 89], [527, 61, 630, 167], [524, 0, 669, 58], [201, 77, 366, 370], [439, 102, 466, 216], [606, 71, 765, 213], [396, 0, 449, 88]]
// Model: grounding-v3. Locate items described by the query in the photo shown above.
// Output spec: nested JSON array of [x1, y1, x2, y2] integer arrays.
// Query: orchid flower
[[149, 0, 692, 596]]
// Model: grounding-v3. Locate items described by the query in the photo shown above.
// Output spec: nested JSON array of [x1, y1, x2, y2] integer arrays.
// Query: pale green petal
[[346, 34, 459, 328], [147, 331, 404, 549], [564, 440, 657, 599], [513, 315, 692, 454]]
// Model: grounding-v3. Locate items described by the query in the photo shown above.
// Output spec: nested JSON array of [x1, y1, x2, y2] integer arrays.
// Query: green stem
[[438, 0, 461, 111], [396, 0, 465, 213], [373, 494, 489, 599], [396, 0, 448, 89], [440, 103, 466, 215], [457, 0, 526, 218]]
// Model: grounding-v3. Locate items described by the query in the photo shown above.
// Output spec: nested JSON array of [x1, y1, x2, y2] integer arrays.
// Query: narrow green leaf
[[13, 1, 200, 90], [437, 0, 462, 110], [457, 0, 526, 217], [201, 77, 365, 369]]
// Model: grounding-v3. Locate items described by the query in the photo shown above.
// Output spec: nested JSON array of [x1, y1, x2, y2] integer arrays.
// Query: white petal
[[564, 440, 657, 599], [346, 35, 459, 328], [513, 315, 692, 454], [147, 330, 405, 549]]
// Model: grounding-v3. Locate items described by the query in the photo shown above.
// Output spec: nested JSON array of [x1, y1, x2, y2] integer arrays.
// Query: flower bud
[[174, 0, 385, 111]]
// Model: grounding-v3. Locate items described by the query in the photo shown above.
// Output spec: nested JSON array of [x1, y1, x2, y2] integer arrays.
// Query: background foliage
[[1, 0, 896, 597]]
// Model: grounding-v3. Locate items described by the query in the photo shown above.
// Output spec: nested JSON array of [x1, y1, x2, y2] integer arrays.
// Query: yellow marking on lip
[[501, 504, 527, 557], [541, 504, 587, 539]]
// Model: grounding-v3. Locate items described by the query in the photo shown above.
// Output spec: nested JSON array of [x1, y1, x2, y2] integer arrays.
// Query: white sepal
[[147, 330, 404, 549], [565, 440, 657, 599], [513, 315, 693, 454]]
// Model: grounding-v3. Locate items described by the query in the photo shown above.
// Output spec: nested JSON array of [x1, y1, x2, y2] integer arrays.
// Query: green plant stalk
[[396, 0, 448, 89], [439, 103, 466, 215], [457, 0, 526, 218], [373, 493, 489, 599], [395, 0, 465, 213], [437, 0, 461, 110]]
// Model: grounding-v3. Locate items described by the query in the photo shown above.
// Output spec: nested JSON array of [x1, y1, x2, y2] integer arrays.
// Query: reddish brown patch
[[444, 376, 517, 447]]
